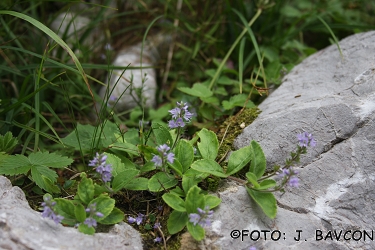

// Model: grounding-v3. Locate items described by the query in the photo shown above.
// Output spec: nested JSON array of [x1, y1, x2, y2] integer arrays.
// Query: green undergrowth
[[1, 0, 375, 249]]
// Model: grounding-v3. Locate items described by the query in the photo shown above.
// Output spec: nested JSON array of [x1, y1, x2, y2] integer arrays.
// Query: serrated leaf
[[0, 154, 31, 175], [178, 83, 213, 98], [112, 169, 139, 192], [162, 193, 186, 212], [99, 207, 124, 225], [61, 122, 119, 151], [226, 145, 253, 176], [197, 128, 219, 160], [148, 172, 178, 192], [250, 140, 266, 178], [191, 159, 226, 178], [0, 131, 18, 154], [222, 94, 255, 110], [54, 198, 76, 225], [167, 210, 188, 234], [175, 140, 194, 173], [246, 187, 277, 219], [78, 176, 95, 205], [42, 176, 61, 193], [90, 195, 115, 221]]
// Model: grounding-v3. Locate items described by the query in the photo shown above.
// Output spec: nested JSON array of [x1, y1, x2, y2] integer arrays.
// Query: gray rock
[[0, 175, 143, 250], [98, 33, 171, 113], [208, 31, 375, 249]]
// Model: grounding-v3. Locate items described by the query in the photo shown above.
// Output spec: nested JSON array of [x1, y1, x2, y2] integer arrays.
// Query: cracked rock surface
[[0, 176, 143, 250], [209, 31, 375, 250]]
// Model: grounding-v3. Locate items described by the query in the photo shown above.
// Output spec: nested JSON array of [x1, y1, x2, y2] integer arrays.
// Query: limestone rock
[[0, 175, 143, 250], [209, 31, 375, 250], [99, 33, 171, 112]]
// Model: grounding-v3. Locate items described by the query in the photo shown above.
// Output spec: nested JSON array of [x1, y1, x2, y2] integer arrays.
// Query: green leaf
[[148, 172, 178, 192], [140, 161, 156, 173], [187, 222, 205, 241], [0, 131, 18, 154], [257, 179, 277, 190], [42, 176, 61, 194], [0, 152, 73, 175], [246, 187, 277, 219], [151, 122, 173, 146], [167, 210, 188, 234], [105, 153, 136, 177], [182, 169, 209, 194], [90, 195, 115, 221], [30, 165, 58, 192], [197, 128, 219, 160], [138, 145, 158, 161], [222, 94, 255, 110], [178, 83, 213, 98], [185, 186, 205, 214], [226, 145, 253, 176], [205, 195, 221, 209], [99, 207, 124, 225], [74, 203, 86, 223], [61, 122, 119, 151], [168, 159, 183, 177], [112, 169, 139, 192], [191, 159, 227, 178], [246, 172, 260, 189], [122, 177, 149, 191], [250, 140, 266, 178], [78, 223, 95, 235], [77, 175, 95, 205], [175, 139, 194, 173], [109, 142, 139, 156], [162, 193, 186, 212], [54, 198, 76, 225]]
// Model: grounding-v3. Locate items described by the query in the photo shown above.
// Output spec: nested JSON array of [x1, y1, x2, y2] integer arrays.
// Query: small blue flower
[[154, 237, 162, 243], [135, 213, 145, 225], [41, 195, 64, 224], [168, 102, 194, 129], [84, 217, 98, 227], [128, 216, 136, 224], [154, 222, 161, 229], [189, 206, 214, 228], [151, 144, 175, 169], [297, 132, 316, 147], [89, 153, 113, 183], [249, 247, 257, 250], [289, 176, 299, 187]]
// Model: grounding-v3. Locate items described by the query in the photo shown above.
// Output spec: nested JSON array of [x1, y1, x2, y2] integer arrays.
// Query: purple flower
[[289, 176, 299, 187], [84, 217, 98, 227], [249, 247, 257, 250], [151, 155, 163, 167], [189, 206, 214, 228], [41, 195, 64, 224], [89, 153, 112, 183], [83, 203, 103, 228], [154, 237, 162, 243], [128, 216, 136, 224], [297, 132, 316, 147], [154, 222, 161, 229], [168, 102, 194, 129], [135, 213, 145, 225], [278, 168, 290, 178], [151, 144, 175, 169]]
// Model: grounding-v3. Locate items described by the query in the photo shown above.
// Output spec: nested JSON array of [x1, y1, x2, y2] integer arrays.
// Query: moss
[[217, 107, 260, 163]]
